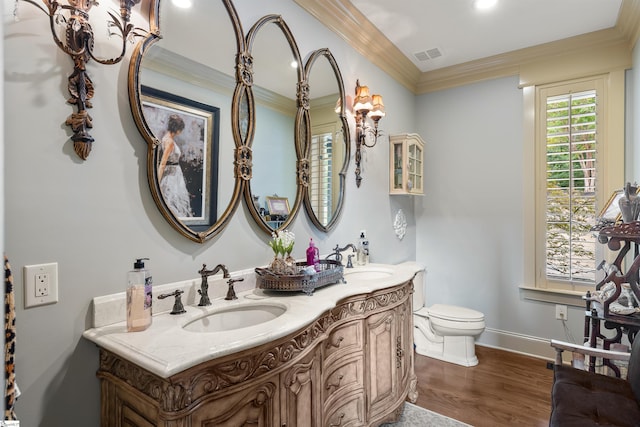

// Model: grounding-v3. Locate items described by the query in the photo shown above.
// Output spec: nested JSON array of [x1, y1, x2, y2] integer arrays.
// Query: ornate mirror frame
[[242, 15, 305, 235], [128, 0, 246, 243], [301, 49, 350, 232]]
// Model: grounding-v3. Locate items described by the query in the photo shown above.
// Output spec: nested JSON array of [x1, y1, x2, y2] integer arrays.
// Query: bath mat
[[382, 402, 472, 427]]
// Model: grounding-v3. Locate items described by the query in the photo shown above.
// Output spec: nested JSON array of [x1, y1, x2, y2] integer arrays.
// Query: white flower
[[269, 230, 295, 256]]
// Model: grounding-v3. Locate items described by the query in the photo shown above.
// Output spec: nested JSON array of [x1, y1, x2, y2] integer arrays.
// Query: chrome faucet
[[326, 243, 357, 268], [197, 263, 230, 306]]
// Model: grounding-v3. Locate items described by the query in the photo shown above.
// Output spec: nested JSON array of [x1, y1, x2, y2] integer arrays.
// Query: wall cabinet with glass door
[[389, 133, 425, 195]]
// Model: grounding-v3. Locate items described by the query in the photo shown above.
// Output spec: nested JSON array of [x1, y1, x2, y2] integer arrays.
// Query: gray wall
[[632, 40, 640, 180], [5, 1, 416, 425], [414, 76, 582, 349], [4, 0, 639, 425], [414, 72, 638, 352]]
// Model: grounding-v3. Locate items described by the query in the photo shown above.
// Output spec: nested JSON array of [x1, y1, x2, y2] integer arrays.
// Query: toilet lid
[[427, 304, 484, 322]]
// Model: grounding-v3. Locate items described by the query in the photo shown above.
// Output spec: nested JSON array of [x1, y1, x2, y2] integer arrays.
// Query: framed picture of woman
[[141, 86, 220, 228]]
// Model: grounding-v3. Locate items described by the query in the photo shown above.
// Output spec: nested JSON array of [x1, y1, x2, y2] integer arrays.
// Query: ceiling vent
[[413, 48, 443, 61]]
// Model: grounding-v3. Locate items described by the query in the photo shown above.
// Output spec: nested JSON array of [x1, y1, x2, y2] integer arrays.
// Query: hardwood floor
[[412, 345, 554, 427]]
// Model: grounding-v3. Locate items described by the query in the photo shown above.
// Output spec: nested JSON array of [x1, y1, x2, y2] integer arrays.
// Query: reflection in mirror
[[128, 0, 244, 243], [303, 49, 350, 232], [244, 16, 303, 234], [238, 88, 250, 144]]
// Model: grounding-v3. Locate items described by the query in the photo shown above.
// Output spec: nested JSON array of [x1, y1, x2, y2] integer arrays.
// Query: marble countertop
[[82, 263, 420, 378]]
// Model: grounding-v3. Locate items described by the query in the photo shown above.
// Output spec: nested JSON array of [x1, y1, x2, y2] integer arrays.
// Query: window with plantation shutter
[[531, 76, 618, 295], [523, 69, 624, 303], [544, 90, 597, 284], [310, 131, 333, 224]]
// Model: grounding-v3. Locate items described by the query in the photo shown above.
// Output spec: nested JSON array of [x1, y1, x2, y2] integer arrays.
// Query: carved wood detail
[[98, 351, 165, 402], [96, 280, 416, 425], [203, 383, 277, 426], [284, 360, 314, 395]]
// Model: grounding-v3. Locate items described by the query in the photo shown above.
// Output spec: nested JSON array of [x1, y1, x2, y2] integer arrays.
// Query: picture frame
[[141, 86, 220, 228], [598, 185, 640, 223], [266, 196, 290, 216], [598, 189, 624, 223]]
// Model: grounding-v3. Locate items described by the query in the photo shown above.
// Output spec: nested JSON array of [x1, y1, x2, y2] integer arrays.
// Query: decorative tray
[[255, 260, 344, 295]]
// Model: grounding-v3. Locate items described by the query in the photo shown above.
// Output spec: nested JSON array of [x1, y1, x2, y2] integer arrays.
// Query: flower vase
[[619, 183, 640, 223]]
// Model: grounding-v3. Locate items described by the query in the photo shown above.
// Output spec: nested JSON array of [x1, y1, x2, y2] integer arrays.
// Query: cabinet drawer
[[324, 321, 362, 363], [324, 390, 365, 427], [323, 355, 364, 405]]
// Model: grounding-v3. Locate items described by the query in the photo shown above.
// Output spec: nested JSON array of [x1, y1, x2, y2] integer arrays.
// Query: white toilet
[[410, 264, 485, 367]]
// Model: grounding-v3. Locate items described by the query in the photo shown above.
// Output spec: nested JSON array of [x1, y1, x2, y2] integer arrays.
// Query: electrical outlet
[[35, 273, 50, 296], [24, 262, 58, 308], [555, 304, 568, 320], [360, 229, 367, 239]]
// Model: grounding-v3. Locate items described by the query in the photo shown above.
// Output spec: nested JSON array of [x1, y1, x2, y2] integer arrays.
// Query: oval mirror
[[302, 49, 350, 232], [243, 16, 304, 235], [129, 0, 244, 243]]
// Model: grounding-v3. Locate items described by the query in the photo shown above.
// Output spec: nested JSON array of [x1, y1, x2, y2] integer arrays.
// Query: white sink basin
[[344, 267, 394, 280], [183, 303, 287, 333]]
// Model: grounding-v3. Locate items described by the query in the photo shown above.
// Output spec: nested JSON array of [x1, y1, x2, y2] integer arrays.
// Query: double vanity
[[83, 263, 419, 426]]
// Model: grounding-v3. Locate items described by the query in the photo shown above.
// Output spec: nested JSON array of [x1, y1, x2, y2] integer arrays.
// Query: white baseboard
[[477, 327, 555, 361]]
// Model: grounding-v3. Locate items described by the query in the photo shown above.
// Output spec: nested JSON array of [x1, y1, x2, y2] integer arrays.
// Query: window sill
[[519, 285, 588, 307]]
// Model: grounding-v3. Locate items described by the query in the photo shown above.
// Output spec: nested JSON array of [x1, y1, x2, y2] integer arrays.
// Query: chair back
[[628, 334, 640, 402]]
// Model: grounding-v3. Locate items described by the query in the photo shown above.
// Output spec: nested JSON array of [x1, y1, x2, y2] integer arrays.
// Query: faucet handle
[[158, 290, 186, 315], [225, 278, 244, 301]]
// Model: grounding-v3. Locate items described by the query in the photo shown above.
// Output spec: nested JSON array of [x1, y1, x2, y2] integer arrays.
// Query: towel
[[5, 255, 17, 420]]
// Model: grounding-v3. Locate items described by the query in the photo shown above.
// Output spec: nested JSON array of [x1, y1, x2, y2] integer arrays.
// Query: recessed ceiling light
[[172, 0, 193, 8], [474, 0, 498, 10]]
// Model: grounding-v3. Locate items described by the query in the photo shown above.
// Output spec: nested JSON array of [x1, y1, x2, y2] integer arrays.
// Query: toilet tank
[[399, 261, 426, 311]]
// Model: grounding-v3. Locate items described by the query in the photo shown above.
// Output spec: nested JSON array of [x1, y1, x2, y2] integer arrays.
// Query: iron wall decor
[[22, 0, 148, 159]]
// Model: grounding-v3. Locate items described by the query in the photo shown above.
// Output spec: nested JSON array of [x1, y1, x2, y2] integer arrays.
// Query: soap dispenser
[[357, 232, 369, 266], [127, 258, 152, 332], [306, 238, 320, 271]]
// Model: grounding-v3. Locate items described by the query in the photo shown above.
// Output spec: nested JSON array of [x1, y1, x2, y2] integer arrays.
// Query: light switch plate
[[24, 262, 58, 308]]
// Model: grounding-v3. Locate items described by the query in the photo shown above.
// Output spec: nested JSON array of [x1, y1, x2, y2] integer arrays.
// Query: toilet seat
[[427, 304, 484, 322]]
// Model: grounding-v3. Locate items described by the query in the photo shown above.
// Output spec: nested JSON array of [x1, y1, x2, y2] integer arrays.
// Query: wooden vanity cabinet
[[96, 281, 417, 426], [366, 296, 415, 423]]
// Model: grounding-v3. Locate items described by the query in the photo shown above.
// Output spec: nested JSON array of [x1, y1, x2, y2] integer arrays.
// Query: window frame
[[521, 72, 625, 305]]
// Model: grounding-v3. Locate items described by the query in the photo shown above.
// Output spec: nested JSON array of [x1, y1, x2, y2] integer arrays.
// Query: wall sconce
[[353, 79, 385, 187], [21, 0, 147, 160]]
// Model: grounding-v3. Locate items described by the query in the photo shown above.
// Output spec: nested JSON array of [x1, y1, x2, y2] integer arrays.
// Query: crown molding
[[292, 0, 420, 92], [419, 27, 631, 93], [616, 0, 640, 50], [294, 0, 640, 94]]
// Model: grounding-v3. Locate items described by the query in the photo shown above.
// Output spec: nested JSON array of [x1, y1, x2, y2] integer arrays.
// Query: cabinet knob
[[325, 374, 344, 392], [326, 335, 344, 349], [329, 413, 345, 427]]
